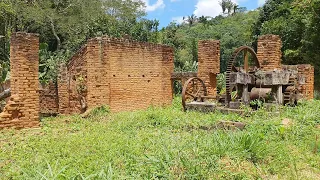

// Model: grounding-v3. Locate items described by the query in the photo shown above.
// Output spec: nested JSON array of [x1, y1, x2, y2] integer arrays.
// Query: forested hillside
[[0, 0, 319, 89]]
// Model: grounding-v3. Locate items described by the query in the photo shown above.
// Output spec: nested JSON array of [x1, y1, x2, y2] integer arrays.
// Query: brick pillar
[[257, 35, 282, 71], [0, 32, 40, 129], [298, 64, 314, 99], [197, 40, 220, 97], [161, 46, 174, 104], [58, 63, 69, 114], [86, 37, 110, 109]]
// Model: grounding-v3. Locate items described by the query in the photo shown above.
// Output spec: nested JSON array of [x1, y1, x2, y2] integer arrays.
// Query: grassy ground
[[0, 98, 320, 179]]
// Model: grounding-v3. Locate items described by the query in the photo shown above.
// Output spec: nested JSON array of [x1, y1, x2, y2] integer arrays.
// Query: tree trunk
[[0, 88, 11, 101], [49, 17, 61, 50]]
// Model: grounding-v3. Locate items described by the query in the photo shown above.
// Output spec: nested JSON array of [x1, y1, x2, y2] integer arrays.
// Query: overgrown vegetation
[[1, 0, 320, 89], [0, 98, 319, 179]]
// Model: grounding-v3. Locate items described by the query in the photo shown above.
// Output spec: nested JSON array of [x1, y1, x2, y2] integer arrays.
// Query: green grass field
[[1, 98, 320, 179]]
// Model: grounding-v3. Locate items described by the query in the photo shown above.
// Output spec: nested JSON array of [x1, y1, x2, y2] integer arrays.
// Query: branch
[[48, 16, 61, 50]]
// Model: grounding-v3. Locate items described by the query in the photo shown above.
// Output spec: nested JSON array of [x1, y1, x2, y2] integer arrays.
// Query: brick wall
[[60, 37, 174, 113], [58, 63, 69, 114], [105, 38, 174, 112], [197, 40, 220, 97], [0, 32, 40, 129], [86, 37, 109, 110], [39, 82, 59, 115], [297, 65, 314, 99], [67, 45, 88, 114], [257, 35, 282, 71], [282, 64, 315, 99]]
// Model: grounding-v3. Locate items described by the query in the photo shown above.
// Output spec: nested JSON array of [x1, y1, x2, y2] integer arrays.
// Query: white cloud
[[193, 0, 248, 17], [194, 0, 221, 17], [258, 0, 266, 6], [172, 16, 184, 24], [141, 0, 165, 12], [170, 0, 180, 2]]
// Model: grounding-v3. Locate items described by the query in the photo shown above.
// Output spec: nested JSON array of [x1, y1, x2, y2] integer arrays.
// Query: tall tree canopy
[[0, 0, 161, 83], [252, 0, 320, 87], [160, 11, 259, 72]]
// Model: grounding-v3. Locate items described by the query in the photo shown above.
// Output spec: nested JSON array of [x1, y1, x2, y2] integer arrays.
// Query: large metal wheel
[[182, 77, 208, 111], [225, 46, 260, 104]]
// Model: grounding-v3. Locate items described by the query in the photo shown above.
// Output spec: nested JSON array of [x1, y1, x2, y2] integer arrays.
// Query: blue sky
[[142, 0, 266, 28]]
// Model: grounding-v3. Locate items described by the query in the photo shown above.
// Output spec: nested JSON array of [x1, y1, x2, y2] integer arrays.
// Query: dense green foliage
[[253, 0, 320, 87], [0, 0, 159, 82], [0, 98, 319, 179], [160, 11, 259, 72], [1, 0, 320, 88]]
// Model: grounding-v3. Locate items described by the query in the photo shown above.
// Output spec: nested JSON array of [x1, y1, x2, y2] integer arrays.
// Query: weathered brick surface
[[282, 64, 314, 99], [257, 35, 282, 70], [39, 82, 59, 115], [86, 38, 109, 110], [58, 63, 69, 114], [68, 46, 88, 114], [0, 32, 40, 129], [60, 37, 174, 113], [299, 65, 315, 99], [198, 40, 220, 97], [105, 38, 173, 112]]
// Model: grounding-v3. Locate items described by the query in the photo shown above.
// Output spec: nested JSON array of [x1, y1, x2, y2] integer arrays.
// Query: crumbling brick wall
[[58, 64, 69, 114], [197, 40, 220, 97], [57, 45, 88, 114], [282, 64, 314, 99], [257, 35, 282, 71], [0, 32, 40, 129], [86, 38, 109, 110], [298, 65, 315, 99], [60, 37, 174, 113], [39, 82, 59, 115], [104, 38, 173, 112], [67, 46, 88, 114]]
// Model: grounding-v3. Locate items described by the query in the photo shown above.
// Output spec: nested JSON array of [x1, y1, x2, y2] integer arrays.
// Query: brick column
[[198, 40, 220, 97], [0, 32, 40, 129], [257, 35, 282, 71], [86, 37, 110, 109], [298, 64, 314, 99], [58, 63, 69, 114], [161, 46, 174, 104]]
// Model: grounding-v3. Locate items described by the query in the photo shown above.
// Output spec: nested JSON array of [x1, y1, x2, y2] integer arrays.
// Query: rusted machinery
[[182, 46, 305, 111]]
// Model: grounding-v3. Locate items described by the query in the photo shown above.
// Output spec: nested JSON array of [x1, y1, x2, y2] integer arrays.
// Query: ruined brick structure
[[198, 40, 220, 96], [39, 82, 59, 115], [282, 64, 315, 100], [170, 40, 220, 98], [257, 34, 314, 99], [58, 37, 174, 113], [257, 35, 282, 71], [0, 33, 40, 129], [0, 32, 315, 129]]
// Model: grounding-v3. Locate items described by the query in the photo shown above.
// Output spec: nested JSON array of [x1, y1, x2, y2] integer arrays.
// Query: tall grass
[[0, 98, 320, 179]]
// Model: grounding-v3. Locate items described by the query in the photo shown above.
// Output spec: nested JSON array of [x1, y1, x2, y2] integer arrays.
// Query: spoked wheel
[[182, 77, 208, 111], [225, 46, 260, 104]]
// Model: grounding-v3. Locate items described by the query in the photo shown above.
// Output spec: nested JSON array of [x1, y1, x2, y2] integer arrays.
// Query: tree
[[13, 0, 104, 51], [252, 0, 320, 88], [183, 14, 198, 26], [219, 0, 238, 16], [0, 1, 15, 63], [219, 0, 227, 13], [162, 10, 259, 72]]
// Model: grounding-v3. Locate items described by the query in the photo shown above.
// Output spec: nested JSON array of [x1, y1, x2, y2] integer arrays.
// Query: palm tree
[[226, 1, 234, 15], [198, 16, 207, 24], [183, 14, 198, 27], [219, 0, 227, 14], [233, 4, 239, 14]]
